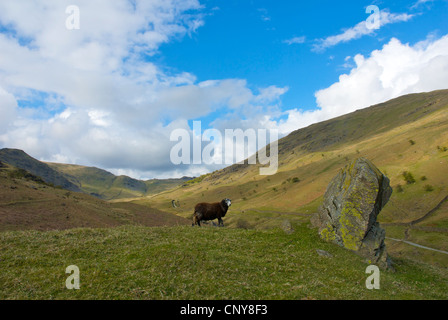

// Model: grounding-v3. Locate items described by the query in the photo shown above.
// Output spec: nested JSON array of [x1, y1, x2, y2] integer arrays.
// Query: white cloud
[[316, 35, 448, 110], [0, 85, 17, 133], [255, 86, 289, 103], [269, 34, 448, 135], [283, 36, 306, 45], [0, 1, 206, 124], [313, 10, 414, 52], [0, 0, 236, 178], [411, 0, 436, 9]]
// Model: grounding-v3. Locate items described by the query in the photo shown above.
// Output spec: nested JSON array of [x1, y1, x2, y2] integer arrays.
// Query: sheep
[[192, 198, 231, 227]]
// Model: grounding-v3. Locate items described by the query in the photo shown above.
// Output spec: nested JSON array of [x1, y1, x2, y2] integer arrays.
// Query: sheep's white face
[[225, 199, 231, 207]]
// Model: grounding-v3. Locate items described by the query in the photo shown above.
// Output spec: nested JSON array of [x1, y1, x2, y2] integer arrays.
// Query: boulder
[[316, 249, 333, 258], [311, 158, 393, 269], [281, 219, 294, 234]]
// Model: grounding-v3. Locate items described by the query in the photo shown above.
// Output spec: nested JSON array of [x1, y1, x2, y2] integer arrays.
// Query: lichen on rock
[[311, 158, 393, 269]]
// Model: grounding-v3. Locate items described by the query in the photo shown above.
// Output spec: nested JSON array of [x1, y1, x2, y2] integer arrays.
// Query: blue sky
[[160, 0, 447, 124], [0, 0, 447, 178]]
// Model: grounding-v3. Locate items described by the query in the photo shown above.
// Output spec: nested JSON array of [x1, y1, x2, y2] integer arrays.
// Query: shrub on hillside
[[286, 177, 300, 184], [402, 171, 416, 184], [8, 168, 46, 184]]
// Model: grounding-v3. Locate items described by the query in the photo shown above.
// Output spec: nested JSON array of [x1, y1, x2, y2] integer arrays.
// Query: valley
[[1, 89, 447, 299]]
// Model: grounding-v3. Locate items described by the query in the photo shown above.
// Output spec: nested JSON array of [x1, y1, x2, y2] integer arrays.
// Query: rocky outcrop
[[311, 158, 393, 269]]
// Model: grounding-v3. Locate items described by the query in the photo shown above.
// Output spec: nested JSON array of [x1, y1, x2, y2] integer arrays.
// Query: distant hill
[[0, 162, 189, 231], [0, 149, 191, 200], [0, 149, 81, 192], [46, 162, 191, 200]]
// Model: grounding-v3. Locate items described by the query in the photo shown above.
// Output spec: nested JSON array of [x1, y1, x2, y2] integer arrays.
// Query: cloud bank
[[0, 0, 291, 178], [271, 34, 448, 135]]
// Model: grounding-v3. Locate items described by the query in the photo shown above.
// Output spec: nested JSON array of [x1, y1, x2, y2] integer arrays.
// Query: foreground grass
[[0, 224, 446, 300]]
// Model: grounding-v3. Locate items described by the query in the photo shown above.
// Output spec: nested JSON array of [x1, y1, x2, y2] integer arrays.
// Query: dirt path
[[386, 237, 448, 255], [243, 208, 310, 217]]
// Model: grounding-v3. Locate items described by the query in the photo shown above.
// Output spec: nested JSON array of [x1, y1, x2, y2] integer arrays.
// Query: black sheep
[[192, 198, 231, 227]]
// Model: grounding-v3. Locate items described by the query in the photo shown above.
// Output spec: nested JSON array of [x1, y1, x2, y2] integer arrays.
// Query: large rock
[[311, 158, 393, 269]]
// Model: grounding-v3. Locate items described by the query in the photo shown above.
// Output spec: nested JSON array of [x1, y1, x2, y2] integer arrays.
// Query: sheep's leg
[[192, 214, 199, 226], [218, 217, 224, 227]]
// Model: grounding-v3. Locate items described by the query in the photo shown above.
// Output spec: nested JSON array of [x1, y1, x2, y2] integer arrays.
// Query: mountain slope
[[139, 89, 448, 267], [0, 149, 81, 192], [277, 89, 448, 155], [144, 89, 448, 213]]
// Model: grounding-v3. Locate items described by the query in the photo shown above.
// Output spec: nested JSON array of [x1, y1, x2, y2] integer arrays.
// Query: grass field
[[1, 223, 447, 300]]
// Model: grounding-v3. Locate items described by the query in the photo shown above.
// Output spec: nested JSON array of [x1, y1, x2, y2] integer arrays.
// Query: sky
[[0, 0, 447, 179]]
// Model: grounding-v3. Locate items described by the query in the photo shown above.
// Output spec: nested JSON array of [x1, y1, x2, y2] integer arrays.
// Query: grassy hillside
[[0, 149, 81, 192], [0, 224, 446, 300], [46, 162, 191, 200], [0, 163, 189, 231], [135, 89, 448, 268]]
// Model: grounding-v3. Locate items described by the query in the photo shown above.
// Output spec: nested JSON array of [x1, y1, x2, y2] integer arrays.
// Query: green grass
[[1, 224, 446, 300]]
